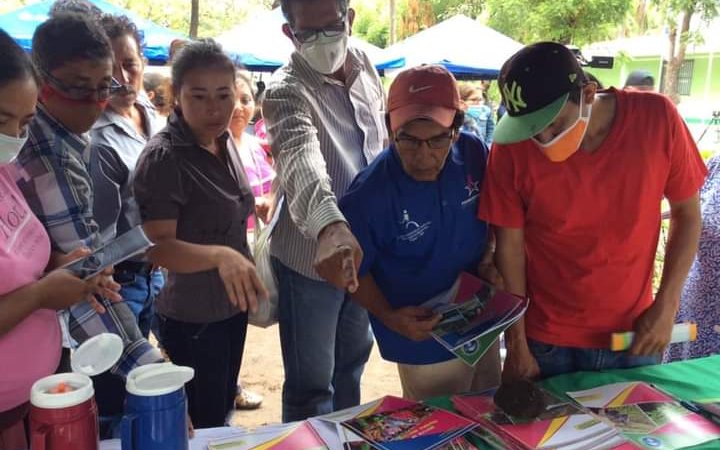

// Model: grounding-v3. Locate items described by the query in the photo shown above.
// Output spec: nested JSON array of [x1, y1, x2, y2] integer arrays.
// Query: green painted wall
[[690, 56, 709, 98], [586, 66, 620, 89], [706, 54, 720, 100], [625, 58, 662, 86], [586, 57, 662, 89], [587, 53, 719, 100]]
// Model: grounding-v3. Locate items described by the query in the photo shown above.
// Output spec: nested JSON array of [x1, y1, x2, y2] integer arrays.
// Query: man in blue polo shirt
[[340, 65, 501, 401]]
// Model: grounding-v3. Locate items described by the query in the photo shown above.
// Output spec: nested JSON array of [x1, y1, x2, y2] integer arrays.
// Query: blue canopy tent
[[381, 15, 522, 80], [0, 0, 185, 64], [217, 8, 404, 73]]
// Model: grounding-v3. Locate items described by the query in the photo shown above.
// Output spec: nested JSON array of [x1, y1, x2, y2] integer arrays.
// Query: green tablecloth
[[427, 356, 720, 449]]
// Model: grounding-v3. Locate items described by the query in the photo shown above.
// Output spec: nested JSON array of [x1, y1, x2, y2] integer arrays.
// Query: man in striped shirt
[[263, 0, 386, 422]]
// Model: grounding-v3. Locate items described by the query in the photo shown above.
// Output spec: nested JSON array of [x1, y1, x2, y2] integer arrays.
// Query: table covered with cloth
[[95, 356, 720, 449], [428, 355, 720, 450]]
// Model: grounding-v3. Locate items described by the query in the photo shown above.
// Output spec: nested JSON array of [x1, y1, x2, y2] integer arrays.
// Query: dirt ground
[[230, 325, 401, 429]]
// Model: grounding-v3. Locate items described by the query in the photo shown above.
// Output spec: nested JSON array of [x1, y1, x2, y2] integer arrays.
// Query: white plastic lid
[[71, 333, 124, 376], [31, 373, 94, 409], [126, 363, 194, 397]]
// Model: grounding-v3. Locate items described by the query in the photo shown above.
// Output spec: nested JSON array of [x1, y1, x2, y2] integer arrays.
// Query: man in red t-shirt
[[479, 42, 707, 380]]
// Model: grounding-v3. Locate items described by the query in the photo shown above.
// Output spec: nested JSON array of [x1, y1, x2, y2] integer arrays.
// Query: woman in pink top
[[0, 31, 116, 450], [230, 70, 276, 232], [226, 70, 276, 411]]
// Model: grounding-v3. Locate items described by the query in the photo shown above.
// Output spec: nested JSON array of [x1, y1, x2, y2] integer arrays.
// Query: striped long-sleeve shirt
[[263, 46, 386, 280]]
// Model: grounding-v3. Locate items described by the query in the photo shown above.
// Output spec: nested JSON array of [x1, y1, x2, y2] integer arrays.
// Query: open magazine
[[308, 396, 420, 449], [59, 225, 153, 279], [421, 273, 528, 366], [340, 397, 477, 450], [452, 388, 625, 450], [567, 382, 720, 450]]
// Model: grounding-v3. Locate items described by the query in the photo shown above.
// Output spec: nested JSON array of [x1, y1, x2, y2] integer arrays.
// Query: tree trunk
[[636, 0, 648, 33], [389, 0, 397, 44], [664, 9, 692, 104], [189, 0, 199, 39], [662, 20, 677, 94]]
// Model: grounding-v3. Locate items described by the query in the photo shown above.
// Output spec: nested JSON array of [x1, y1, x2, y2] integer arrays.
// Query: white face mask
[[0, 131, 28, 165], [299, 32, 349, 75]]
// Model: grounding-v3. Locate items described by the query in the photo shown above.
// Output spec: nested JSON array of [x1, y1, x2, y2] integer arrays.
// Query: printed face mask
[[532, 96, 592, 162]]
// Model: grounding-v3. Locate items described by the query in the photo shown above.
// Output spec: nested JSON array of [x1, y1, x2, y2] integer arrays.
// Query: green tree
[[389, 0, 397, 43], [653, 0, 719, 103], [396, 0, 435, 40], [392, 0, 486, 41], [121, 0, 275, 37], [190, 0, 199, 38], [354, 0, 390, 47], [486, 0, 633, 45], [0, 1, 23, 14], [623, 0, 664, 34], [429, 0, 485, 19]]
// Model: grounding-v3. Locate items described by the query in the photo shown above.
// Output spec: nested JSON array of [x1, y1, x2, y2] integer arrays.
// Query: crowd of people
[[1, 0, 718, 448]]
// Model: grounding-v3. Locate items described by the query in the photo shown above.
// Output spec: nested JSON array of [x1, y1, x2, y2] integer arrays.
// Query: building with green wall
[[583, 32, 720, 152]]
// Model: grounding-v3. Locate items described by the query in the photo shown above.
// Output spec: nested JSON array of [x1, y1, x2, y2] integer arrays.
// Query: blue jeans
[[272, 257, 373, 422], [528, 338, 661, 379], [114, 269, 164, 339]]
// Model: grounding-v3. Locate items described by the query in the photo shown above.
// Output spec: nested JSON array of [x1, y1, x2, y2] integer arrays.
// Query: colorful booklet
[[567, 382, 720, 450], [340, 398, 477, 450], [452, 389, 621, 450], [309, 396, 418, 449], [208, 421, 327, 450], [421, 273, 528, 366]]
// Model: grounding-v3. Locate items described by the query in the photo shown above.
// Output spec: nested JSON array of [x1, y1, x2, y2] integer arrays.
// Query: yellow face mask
[[533, 97, 592, 162]]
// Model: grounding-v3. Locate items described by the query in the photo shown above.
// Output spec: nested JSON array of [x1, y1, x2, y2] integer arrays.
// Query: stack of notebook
[[452, 389, 626, 450]]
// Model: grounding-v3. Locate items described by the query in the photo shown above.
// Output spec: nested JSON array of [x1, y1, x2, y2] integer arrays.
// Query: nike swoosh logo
[[408, 85, 432, 93]]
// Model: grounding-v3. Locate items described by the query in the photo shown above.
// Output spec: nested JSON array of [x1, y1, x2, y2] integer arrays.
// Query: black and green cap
[[494, 42, 586, 144]]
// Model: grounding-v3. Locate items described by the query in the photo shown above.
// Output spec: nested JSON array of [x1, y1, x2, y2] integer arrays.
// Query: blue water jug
[[121, 363, 194, 450]]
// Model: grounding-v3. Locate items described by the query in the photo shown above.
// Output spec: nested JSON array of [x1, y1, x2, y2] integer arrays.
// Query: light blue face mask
[[466, 105, 488, 121], [0, 130, 28, 164]]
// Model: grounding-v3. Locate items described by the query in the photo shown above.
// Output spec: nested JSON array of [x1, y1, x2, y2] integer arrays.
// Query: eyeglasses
[[41, 70, 123, 101], [395, 132, 454, 151], [292, 17, 347, 44]]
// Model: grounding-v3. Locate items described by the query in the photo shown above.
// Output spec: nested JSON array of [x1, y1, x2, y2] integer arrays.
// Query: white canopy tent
[[381, 15, 523, 79]]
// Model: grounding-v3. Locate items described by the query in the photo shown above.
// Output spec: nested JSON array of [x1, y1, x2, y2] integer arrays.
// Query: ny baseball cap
[[387, 65, 461, 133], [494, 42, 586, 144]]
